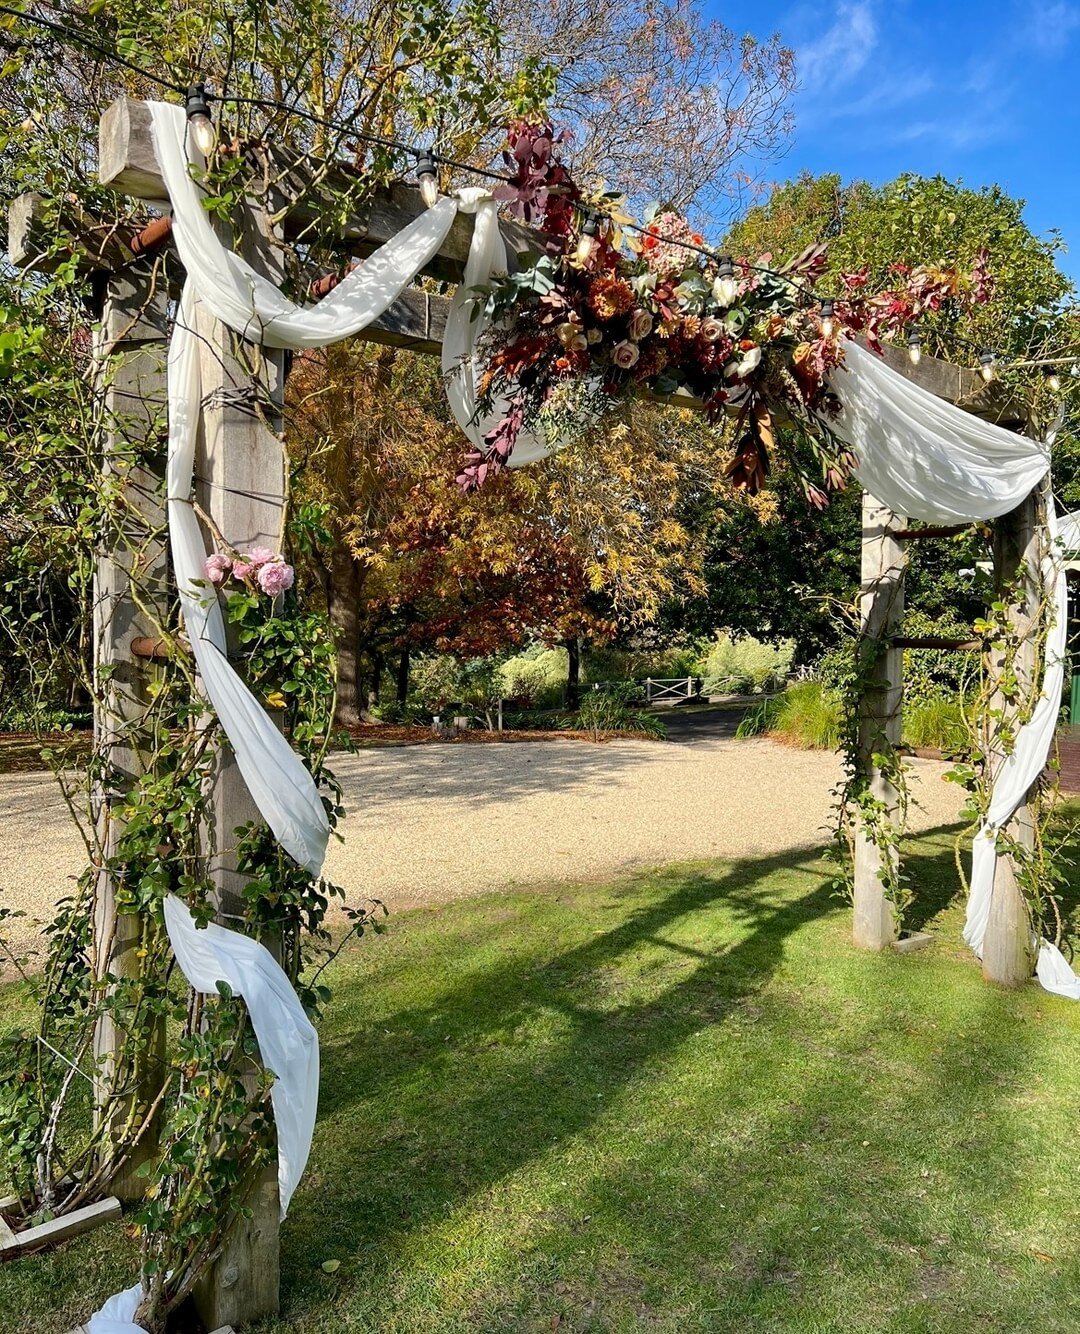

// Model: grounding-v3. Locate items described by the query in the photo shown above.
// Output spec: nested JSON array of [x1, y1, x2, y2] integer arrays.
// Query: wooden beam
[[8, 191, 137, 273], [189, 190, 282, 1333], [894, 524, 974, 540], [853, 493, 907, 951], [982, 484, 1042, 985], [98, 96, 541, 283], [892, 636, 980, 651], [91, 262, 169, 1201], [0, 1197, 121, 1255]]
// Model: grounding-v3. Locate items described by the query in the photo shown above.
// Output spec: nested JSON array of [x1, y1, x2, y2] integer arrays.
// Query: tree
[[678, 171, 1080, 662], [288, 341, 729, 720]]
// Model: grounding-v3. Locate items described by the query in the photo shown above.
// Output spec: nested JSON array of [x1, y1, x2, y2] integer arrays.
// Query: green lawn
[[4, 822, 1080, 1332]]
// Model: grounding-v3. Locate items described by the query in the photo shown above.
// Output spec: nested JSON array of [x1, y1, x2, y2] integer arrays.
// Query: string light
[[3, 0, 1077, 389], [415, 150, 439, 208], [575, 213, 600, 265], [713, 256, 738, 308], [906, 325, 922, 366], [185, 82, 217, 156]]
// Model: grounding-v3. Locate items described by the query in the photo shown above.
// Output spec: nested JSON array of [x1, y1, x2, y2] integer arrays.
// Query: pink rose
[[231, 561, 253, 580], [612, 340, 640, 370], [203, 553, 232, 584], [628, 309, 653, 341], [244, 546, 276, 568], [256, 559, 295, 597], [700, 317, 725, 342]]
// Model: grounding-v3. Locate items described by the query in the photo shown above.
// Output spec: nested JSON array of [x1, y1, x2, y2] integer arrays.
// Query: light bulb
[[575, 214, 600, 265], [907, 326, 921, 365], [713, 256, 737, 308], [820, 298, 836, 339], [185, 83, 217, 156], [979, 350, 995, 383], [415, 151, 439, 208]]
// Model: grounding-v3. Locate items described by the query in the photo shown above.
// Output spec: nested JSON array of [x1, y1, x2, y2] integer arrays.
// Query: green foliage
[[582, 640, 701, 683], [9, 830, 1080, 1333], [736, 680, 842, 749], [698, 631, 794, 695], [498, 647, 569, 708], [563, 683, 666, 739], [904, 697, 969, 753]]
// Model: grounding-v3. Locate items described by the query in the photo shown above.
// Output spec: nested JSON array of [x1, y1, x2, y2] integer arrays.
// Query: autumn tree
[[679, 171, 1080, 660], [289, 341, 729, 720]]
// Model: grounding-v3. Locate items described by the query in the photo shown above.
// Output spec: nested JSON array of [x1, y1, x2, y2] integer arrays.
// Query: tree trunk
[[565, 637, 581, 709], [366, 650, 385, 712], [396, 647, 411, 705], [328, 549, 363, 728]]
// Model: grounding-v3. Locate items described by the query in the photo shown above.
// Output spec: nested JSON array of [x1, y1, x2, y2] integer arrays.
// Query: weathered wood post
[[91, 261, 170, 1198], [852, 492, 906, 950], [981, 484, 1042, 985], [189, 226, 286, 1332], [99, 97, 282, 1325]]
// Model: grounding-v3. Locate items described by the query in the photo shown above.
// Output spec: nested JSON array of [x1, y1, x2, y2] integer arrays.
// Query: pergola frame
[[5, 94, 1048, 1328]]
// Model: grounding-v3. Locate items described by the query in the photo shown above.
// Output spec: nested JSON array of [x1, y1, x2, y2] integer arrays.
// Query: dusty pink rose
[[612, 340, 640, 370], [203, 553, 232, 584], [700, 317, 725, 342], [244, 546, 276, 568], [231, 561, 253, 580], [627, 309, 653, 341], [256, 559, 295, 597]]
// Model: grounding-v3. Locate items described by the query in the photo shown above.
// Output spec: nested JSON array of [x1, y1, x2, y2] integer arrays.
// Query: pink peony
[[244, 546, 276, 568], [612, 340, 640, 370], [203, 553, 232, 584], [256, 559, 295, 597]]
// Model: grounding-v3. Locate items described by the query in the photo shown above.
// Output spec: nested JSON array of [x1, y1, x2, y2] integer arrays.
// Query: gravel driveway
[[0, 734, 964, 961]]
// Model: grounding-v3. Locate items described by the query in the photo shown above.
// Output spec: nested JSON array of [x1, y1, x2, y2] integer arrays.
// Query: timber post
[[981, 484, 1042, 985], [91, 260, 170, 1198], [187, 209, 286, 1332], [852, 491, 907, 950], [97, 96, 283, 1323]]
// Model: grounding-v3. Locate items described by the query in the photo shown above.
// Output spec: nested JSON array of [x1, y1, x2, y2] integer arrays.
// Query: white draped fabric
[[163, 894, 318, 1217], [826, 343, 1073, 997], [92, 93, 1075, 1334], [93, 107, 502, 1323], [86, 1283, 144, 1333]]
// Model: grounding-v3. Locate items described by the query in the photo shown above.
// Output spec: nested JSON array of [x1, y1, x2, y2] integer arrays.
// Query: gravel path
[[0, 736, 964, 961]]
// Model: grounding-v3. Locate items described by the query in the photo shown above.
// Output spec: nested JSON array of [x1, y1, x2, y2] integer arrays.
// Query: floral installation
[[458, 122, 992, 502], [204, 545, 296, 597]]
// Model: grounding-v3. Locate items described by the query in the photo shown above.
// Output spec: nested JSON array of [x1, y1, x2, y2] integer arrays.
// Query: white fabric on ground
[[828, 343, 1074, 997], [164, 894, 319, 1218], [86, 1283, 145, 1333]]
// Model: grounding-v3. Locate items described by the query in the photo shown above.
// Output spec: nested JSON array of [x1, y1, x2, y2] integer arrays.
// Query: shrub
[[700, 632, 795, 696], [409, 654, 466, 712], [903, 697, 969, 752], [564, 684, 667, 739], [583, 642, 702, 684], [498, 647, 568, 708], [736, 680, 842, 749]]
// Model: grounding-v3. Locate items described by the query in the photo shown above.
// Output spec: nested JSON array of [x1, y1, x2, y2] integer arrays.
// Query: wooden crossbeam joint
[[894, 524, 974, 540], [891, 635, 980, 651]]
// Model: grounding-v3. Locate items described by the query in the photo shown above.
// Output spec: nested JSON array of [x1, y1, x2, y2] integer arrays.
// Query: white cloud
[[798, 1, 878, 92], [1027, 1, 1080, 57]]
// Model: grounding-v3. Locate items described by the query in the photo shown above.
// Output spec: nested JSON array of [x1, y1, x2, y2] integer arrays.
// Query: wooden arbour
[[6, 93, 1048, 1328]]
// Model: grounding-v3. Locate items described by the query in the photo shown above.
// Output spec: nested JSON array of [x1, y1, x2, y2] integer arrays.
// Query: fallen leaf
[[321, 1259, 341, 1273]]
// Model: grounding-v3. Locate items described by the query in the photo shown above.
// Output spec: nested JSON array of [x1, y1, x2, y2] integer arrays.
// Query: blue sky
[[718, 0, 1080, 281]]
